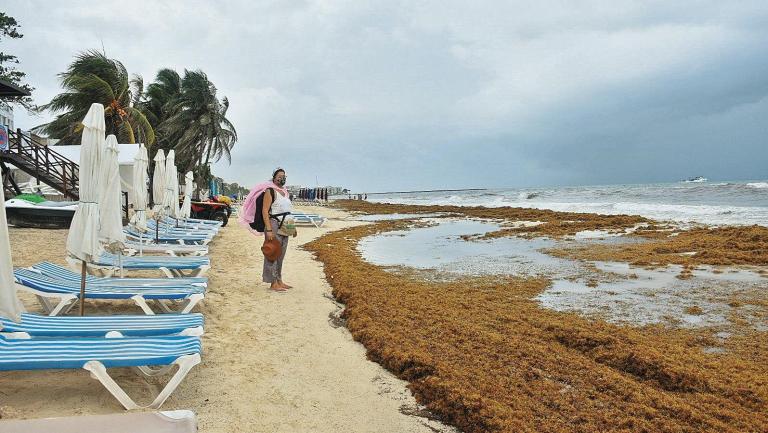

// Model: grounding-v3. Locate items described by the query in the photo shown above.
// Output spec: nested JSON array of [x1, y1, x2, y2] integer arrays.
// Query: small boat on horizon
[[682, 176, 708, 183]]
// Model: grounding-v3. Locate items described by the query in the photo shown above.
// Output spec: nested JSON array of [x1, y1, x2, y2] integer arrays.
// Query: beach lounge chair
[[123, 239, 209, 257], [161, 216, 221, 232], [81, 252, 211, 278], [146, 220, 216, 237], [292, 213, 327, 228], [125, 227, 211, 246], [14, 268, 205, 315], [31, 261, 208, 287], [0, 410, 197, 433], [0, 312, 203, 338], [0, 334, 201, 410]]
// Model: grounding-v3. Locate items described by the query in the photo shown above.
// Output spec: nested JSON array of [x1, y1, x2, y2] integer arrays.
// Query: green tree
[[35, 50, 154, 145], [142, 68, 236, 189], [0, 12, 34, 109]]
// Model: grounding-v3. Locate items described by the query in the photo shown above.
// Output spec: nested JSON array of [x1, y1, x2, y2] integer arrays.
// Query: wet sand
[[0, 206, 454, 433]]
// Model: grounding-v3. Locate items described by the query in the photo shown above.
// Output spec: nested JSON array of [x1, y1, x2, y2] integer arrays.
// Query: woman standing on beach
[[261, 168, 296, 291], [238, 168, 297, 291]]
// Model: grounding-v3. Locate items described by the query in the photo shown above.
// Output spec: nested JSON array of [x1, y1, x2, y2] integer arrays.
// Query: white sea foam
[[747, 182, 768, 189]]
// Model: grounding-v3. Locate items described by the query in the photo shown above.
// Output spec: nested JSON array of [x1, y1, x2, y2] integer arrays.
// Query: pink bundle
[[239, 180, 288, 236]]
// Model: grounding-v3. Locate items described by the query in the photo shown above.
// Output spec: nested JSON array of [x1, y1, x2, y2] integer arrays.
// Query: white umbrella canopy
[[0, 186, 24, 322], [98, 134, 125, 248], [163, 150, 180, 218], [66, 103, 104, 263], [180, 171, 193, 218], [131, 144, 149, 231], [152, 149, 166, 215]]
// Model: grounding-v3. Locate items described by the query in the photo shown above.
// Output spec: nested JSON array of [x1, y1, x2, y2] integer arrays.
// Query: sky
[[4, 0, 768, 192]]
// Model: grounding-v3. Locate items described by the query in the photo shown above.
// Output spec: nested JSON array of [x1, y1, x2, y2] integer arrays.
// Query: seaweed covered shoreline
[[303, 201, 768, 433]]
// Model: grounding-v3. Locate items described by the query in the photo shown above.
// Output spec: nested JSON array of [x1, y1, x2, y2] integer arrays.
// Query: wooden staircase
[[1, 129, 79, 200]]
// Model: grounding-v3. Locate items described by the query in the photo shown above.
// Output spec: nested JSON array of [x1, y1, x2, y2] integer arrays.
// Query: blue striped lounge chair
[[80, 252, 211, 278], [146, 221, 216, 237], [122, 239, 209, 257], [161, 216, 221, 232], [14, 268, 205, 316], [31, 261, 208, 287], [0, 312, 204, 338], [0, 334, 201, 410], [292, 213, 327, 228], [125, 227, 211, 246]]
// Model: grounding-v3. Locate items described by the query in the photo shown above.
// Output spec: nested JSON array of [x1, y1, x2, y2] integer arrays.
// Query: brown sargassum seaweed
[[303, 201, 768, 433]]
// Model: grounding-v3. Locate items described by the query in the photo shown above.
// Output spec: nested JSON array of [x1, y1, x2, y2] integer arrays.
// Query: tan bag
[[277, 215, 297, 237]]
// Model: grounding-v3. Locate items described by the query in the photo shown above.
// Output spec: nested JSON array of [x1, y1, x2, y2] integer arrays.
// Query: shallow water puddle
[[354, 213, 448, 221], [358, 218, 580, 277], [358, 218, 768, 330], [539, 262, 766, 329]]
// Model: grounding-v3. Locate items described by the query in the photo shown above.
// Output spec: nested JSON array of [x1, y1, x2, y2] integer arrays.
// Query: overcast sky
[[4, 1, 768, 191]]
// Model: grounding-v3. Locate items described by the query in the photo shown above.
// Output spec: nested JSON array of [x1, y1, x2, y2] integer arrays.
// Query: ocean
[[366, 180, 768, 227]]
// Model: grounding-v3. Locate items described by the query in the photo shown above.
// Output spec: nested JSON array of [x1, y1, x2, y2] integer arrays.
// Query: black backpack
[[250, 188, 289, 232]]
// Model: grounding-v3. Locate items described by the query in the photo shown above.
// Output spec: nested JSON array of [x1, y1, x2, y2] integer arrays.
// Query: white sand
[[0, 206, 454, 433]]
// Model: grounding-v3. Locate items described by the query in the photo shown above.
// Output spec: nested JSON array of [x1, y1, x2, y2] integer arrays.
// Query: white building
[[7, 143, 146, 206], [0, 104, 14, 131]]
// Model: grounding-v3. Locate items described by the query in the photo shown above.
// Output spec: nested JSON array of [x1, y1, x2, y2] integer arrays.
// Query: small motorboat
[[682, 176, 708, 183], [5, 198, 78, 228]]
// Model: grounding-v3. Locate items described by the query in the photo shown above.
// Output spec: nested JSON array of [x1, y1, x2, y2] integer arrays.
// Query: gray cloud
[[5, 0, 768, 191]]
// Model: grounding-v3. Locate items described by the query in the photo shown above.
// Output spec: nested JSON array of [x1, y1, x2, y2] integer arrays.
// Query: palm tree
[[153, 69, 237, 188], [35, 50, 155, 145]]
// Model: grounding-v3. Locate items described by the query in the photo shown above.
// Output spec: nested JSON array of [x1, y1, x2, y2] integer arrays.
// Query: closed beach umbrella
[[0, 186, 23, 322], [66, 103, 105, 315], [99, 134, 125, 248], [131, 144, 149, 231], [163, 150, 180, 218], [180, 171, 193, 219], [152, 149, 166, 214]]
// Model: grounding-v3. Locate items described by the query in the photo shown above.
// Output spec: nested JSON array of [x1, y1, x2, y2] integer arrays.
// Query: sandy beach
[[0, 205, 454, 433]]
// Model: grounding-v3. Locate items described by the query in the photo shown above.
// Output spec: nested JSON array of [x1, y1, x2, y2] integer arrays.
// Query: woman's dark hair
[[272, 168, 285, 179]]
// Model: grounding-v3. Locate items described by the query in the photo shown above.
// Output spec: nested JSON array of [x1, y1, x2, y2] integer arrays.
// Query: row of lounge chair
[[1, 215, 223, 411]]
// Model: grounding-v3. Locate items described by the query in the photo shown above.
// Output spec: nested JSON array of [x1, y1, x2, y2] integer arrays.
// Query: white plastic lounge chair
[[0, 410, 197, 433], [32, 261, 208, 287], [0, 334, 202, 410], [0, 312, 203, 338], [14, 268, 205, 316]]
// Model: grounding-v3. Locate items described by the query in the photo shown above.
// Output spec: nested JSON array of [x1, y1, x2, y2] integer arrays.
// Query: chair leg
[[179, 293, 204, 314], [154, 299, 174, 314], [47, 295, 78, 316], [130, 295, 156, 315], [159, 267, 175, 278], [83, 354, 201, 410]]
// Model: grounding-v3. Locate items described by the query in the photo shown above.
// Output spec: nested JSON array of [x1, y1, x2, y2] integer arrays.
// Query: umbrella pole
[[79, 260, 86, 316], [119, 250, 124, 278]]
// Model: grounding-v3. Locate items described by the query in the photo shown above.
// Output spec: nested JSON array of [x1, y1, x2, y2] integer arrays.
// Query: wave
[[746, 182, 768, 189], [517, 192, 539, 200]]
